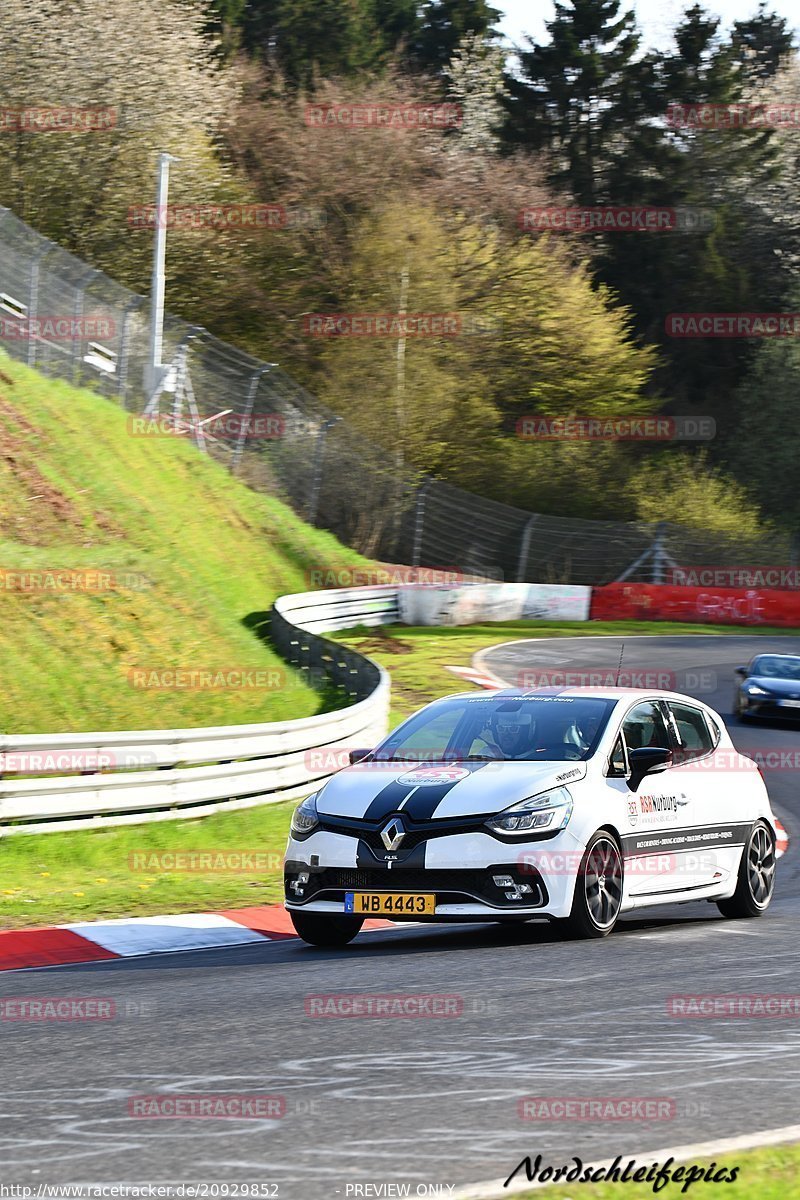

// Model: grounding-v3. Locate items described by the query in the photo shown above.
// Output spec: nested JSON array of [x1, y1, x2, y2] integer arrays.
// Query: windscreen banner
[[590, 582, 800, 626], [397, 583, 592, 625]]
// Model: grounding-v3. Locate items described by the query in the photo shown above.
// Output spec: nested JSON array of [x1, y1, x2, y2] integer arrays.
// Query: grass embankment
[[0, 349, 367, 732]]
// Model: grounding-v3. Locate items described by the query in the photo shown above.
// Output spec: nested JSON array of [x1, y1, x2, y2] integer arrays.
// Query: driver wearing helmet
[[481, 708, 537, 760]]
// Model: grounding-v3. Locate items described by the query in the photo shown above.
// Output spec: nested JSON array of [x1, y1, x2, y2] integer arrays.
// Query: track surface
[[2, 635, 799, 1196]]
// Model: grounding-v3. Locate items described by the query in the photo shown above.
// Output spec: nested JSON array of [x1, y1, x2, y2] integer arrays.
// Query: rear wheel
[[717, 821, 776, 918], [559, 829, 623, 939], [290, 910, 364, 947]]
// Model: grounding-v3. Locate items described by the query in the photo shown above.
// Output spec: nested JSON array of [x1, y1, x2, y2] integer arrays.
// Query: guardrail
[[0, 587, 396, 835]]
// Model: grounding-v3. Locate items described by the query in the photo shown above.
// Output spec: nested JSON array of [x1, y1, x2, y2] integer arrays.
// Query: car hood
[[748, 675, 800, 697], [315, 760, 587, 821]]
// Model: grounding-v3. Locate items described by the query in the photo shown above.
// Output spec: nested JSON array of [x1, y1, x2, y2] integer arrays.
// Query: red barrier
[[590, 583, 800, 627]]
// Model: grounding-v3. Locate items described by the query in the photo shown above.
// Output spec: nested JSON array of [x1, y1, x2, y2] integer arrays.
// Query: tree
[[239, 0, 419, 86], [729, 322, 800, 529], [444, 32, 508, 153], [504, 0, 653, 205], [0, 0, 235, 295], [414, 0, 502, 76], [731, 1, 795, 83]]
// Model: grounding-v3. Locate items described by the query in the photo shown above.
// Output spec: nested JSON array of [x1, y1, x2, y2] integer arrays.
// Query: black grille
[[288, 865, 547, 909]]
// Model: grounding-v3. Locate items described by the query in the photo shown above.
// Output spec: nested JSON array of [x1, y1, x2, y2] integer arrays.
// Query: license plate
[[779, 699, 800, 708], [344, 891, 435, 916]]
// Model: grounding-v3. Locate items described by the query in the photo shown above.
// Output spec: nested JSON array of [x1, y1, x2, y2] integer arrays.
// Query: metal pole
[[307, 417, 340, 525], [117, 295, 144, 406], [411, 478, 431, 567], [72, 267, 98, 381], [231, 364, 274, 474], [516, 515, 538, 583], [146, 152, 178, 395], [652, 521, 667, 584], [26, 243, 46, 370]]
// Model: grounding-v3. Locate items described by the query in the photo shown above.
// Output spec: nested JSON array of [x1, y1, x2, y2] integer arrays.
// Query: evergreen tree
[[414, 0, 502, 76]]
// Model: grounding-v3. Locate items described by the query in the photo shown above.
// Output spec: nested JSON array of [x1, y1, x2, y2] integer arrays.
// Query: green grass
[[4, 613, 798, 928], [332, 618, 800, 722], [0, 799, 293, 927], [507, 1143, 800, 1198], [0, 350, 368, 731]]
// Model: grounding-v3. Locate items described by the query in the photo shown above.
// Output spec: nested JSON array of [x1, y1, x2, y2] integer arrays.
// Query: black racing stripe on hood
[[362, 781, 417, 822], [402, 761, 490, 820]]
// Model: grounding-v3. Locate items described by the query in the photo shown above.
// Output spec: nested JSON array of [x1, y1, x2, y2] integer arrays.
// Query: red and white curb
[[445, 665, 505, 690], [0, 816, 789, 971], [0, 905, 392, 972]]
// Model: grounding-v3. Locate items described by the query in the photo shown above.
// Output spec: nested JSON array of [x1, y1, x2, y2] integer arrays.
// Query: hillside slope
[[0, 351, 366, 732]]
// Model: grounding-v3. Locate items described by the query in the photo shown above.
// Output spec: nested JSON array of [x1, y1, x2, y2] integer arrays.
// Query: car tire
[[558, 829, 624, 940], [717, 820, 776, 919], [289, 910, 364, 947]]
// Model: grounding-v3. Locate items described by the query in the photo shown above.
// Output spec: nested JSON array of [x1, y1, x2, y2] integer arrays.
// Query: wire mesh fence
[[1, 204, 796, 587]]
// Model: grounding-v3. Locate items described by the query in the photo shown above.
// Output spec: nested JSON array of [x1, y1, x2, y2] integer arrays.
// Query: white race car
[[285, 688, 778, 946]]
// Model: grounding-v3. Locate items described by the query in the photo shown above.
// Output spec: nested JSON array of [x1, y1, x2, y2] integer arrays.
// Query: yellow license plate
[[345, 891, 435, 916]]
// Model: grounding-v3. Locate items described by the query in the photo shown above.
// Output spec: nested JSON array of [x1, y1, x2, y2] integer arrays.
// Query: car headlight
[[746, 685, 768, 696], [485, 786, 573, 836], [290, 792, 319, 836]]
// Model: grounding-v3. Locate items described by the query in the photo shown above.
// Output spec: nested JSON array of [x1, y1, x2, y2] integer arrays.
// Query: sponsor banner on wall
[[397, 583, 592, 626], [590, 583, 800, 627]]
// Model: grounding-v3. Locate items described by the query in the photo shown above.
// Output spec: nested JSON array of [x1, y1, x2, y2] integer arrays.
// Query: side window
[[667, 702, 715, 762], [621, 701, 671, 754], [608, 735, 627, 777]]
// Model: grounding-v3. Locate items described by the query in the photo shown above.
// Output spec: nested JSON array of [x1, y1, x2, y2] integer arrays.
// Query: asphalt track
[[1, 634, 799, 1197]]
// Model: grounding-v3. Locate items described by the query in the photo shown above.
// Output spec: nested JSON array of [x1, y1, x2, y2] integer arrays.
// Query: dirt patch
[[354, 633, 414, 655], [0, 400, 84, 543]]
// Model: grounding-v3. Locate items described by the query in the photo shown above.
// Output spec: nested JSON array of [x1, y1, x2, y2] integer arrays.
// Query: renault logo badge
[[381, 817, 406, 851]]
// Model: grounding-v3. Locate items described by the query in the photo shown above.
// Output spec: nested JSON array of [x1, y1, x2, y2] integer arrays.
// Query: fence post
[[411, 478, 431, 567], [231, 364, 274, 474], [72, 267, 99, 381], [26, 243, 47, 369], [652, 522, 667, 584], [117, 295, 144, 407], [307, 416, 340, 525], [516, 515, 538, 583]]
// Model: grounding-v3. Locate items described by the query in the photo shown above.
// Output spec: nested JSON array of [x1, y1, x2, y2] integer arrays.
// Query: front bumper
[[284, 827, 585, 920], [740, 692, 800, 720]]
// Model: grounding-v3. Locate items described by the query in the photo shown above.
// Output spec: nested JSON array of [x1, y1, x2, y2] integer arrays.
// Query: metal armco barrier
[[0, 587, 396, 835]]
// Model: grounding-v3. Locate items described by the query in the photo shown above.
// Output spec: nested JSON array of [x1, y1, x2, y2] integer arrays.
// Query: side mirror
[[734, 665, 749, 677], [348, 748, 372, 765], [627, 746, 672, 792]]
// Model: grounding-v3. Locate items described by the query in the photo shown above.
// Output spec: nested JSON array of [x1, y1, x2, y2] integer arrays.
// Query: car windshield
[[367, 694, 616, 763], [751, 655, 800, 681]]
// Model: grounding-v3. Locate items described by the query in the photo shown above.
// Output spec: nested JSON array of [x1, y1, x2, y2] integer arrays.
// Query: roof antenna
[[615, 642, 626, 687]]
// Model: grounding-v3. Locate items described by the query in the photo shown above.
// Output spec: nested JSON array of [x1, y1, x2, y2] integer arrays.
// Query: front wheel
[[558, 829, 623, 939], [717, 821, 776, 918], [290, 909, 364, 947]]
